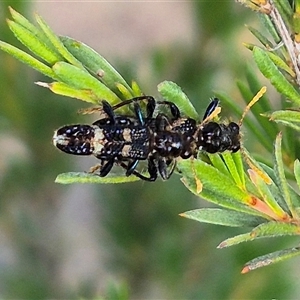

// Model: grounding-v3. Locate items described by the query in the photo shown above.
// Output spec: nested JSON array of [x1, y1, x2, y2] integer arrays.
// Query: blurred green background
[[0, 1, 298, 299]]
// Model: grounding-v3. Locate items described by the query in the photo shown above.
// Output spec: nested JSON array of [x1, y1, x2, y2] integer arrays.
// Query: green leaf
[[178, 159, 248, 202], [61, 36, 134, 97], [266, 109, 300, 131], [267, 51, 296, 77], [181, 208, 266, 227], [207, 153, 230, 176], [232, 151, 246, 187], [267, 109, 300, 122], [0, 41, 57, 79], [273, 0, 293, 28], [9, 6, 41, 36], [7, 19, 62, 65], [178, 159, 267, 217], [55, 172, 141, 184], [157, 81, 199, 120], [218, 222, 300, 249], [260, 163, 297, 212], [273, 133, 296, 217], [241, 148, 273, 186], [272, 121, 300, 131], [259, 163, 291, 211], [36, 81, 102, 104], [293, 9, 300, 36], [252, 47, 300, 105], [35, 14, 83, 69], [116, 83, 135, 101], [251, 221, 300, 237], [242, 246, 300, 273], [258, 13, 281, 43], [218, 232, 254, 248], [221, 152, 244, 188], [248, 168, 287, 218], [131, 81, 143, 97], [294, 160, 300, 191], [52, 62, 121, 105], [247, 25, 275, 48], [8, 6, 51, 48]]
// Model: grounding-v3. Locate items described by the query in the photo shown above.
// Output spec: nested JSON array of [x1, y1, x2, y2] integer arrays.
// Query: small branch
[[269, 0, 300, 86]]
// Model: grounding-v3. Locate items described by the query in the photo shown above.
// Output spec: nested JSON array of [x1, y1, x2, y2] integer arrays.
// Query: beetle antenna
[[239, 86, 267, 126]]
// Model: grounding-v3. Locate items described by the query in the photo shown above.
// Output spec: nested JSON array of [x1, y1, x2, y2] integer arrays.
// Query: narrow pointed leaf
[[267, 51, 296, 77], [252, 47, 300, 105], [242, 247, 300, 273], [270, 120, 300, 131], [274, 133, 297, 216], [116, 83, 134, 100], [55, 172, 141, 184], [36, 81, 101, 104], [266, 110, 300, 131], [60, 36, 134, 96], [294, 11, 300, 41], [218, 232, 254, 248], [52, 62, 120, 105], [243, 148, 272, 185], [196, 187, 267, 217], [8, 6, 55, 52], [207, 153, 230, 176], [0, 41, 57, 79], [251, 221, 300, 238], [221, 152, 243, 188], [260, 163, 297, 212], [131, 81, 143, 97], [273, 0, 293, 27], [157, 81, 199, 120], [35, 14, 83, 69], [181, 208, 267, 227], [178, 159, 249, 202], [178, 159, 269, 218], [294, 160, 300, 191], [232, 151, 246, 188], [219, 222, 300, 249], [289, 185, 300, 211], [247, 25, 275, 48], [7, 19, 62, 64], [248, 169, 287, 219], [9, 6, 41, 36], [258, 14, 281, 43]]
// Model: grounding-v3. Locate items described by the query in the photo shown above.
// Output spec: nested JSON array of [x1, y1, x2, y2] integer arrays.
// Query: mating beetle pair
[[53, 96, 240, 181]]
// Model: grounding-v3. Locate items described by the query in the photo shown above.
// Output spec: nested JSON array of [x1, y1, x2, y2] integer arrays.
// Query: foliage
[[188, 0, 300, 272], [1, 0, 300, 283]]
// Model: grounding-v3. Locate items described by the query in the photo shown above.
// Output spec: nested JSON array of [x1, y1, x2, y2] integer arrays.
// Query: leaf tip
[[34, 11, 43, 23], [8, 6, 15, 14], [241, 266, 250, 274], [277, 131, 283, 139], [35, 81, 50, 88], [54, 176, 62, 184], [243, 42, 254, 50], [217, 241, 227, 249]]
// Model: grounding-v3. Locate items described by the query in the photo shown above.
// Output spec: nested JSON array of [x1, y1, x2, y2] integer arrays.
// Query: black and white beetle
[[53, 96, 240, 181]]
